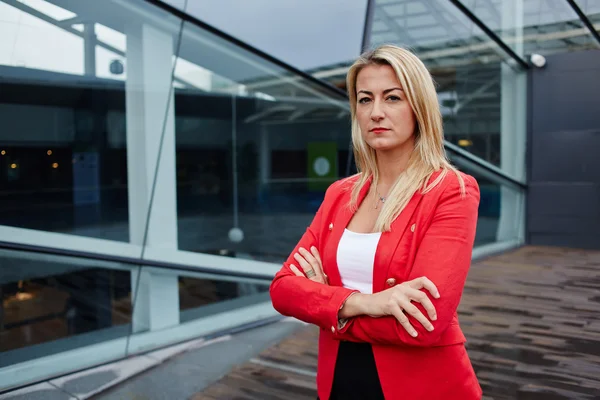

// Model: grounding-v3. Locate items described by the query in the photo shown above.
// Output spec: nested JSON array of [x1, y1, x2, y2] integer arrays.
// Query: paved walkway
[[193, 246, 600, 400]]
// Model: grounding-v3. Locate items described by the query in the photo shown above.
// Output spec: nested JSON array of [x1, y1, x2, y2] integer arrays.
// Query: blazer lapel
[[372, 190, 424, 293]]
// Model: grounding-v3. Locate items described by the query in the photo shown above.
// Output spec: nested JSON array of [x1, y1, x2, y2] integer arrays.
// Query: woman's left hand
[[290, 246, 328, 285]]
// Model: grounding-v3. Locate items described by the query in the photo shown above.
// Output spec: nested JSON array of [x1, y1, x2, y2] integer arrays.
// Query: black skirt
[[324, 340, 385, 400]]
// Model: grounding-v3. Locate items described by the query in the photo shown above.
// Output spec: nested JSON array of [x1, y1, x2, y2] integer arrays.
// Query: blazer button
[[329, 223, 334, 231], [386, 278, 396, 287], [410, 223, 416, 232], [331, 326, 336, 333]]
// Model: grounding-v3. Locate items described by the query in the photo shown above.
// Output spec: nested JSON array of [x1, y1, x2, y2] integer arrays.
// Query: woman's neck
[[375, 148, 412, 191]]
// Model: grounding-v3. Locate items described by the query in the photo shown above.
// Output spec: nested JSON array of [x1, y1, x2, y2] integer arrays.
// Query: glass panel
[[0, 0, 184, 244], [447, 151, 525, 246], [361, 0, 528, 177], [369, 0, 518, 69], [575, 0, 600, 28], [0, 248, 132, 368], [463, 0, 599, 56], [179, 273, 270, 323], [173, 20, 351, 263]]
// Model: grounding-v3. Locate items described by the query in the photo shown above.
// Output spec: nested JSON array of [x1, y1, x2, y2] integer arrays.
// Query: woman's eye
[[358, 97, 371, 104], [386, 95, 401, 101]]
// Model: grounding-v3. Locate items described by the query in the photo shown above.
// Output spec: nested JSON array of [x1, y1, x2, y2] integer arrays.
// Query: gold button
[[410, 223, 416, 232], [331, 326, 336, 333], [329, 223, 334, 231], [386, 278, 396, 287]]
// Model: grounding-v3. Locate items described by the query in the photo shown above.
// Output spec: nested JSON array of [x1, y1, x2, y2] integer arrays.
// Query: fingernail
[[435, 292, 440, 298], [411, 331, 418, 337], [428, 325, 434, 331], [432, 315, 437, 321], [299, 247, 305, 252]]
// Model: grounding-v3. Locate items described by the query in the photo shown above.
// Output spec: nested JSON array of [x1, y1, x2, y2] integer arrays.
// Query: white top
[[336, 228, 382, 294]]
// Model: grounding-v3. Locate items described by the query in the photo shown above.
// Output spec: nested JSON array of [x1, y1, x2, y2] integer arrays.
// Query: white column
[[83, 23, 96, 77], [126, 23, 179, 332], [497, 0, 526, 242]]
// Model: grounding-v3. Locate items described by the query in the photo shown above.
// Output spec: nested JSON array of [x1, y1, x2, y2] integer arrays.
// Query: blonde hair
[[346, 44, 463, 232]]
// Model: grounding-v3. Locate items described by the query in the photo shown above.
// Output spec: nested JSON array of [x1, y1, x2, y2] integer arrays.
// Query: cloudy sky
[[163, 0, 368, 70]]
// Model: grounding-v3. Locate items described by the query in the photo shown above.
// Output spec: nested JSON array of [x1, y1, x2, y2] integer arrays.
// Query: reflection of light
[[1, 150, 5, 155], [10, 163, 17, 169], [52, 162, 59, 169], [47, 150, 53, 155], [458, 139, 473, 147], [18, 0, 76, 20], [15, 292, 34, 301], [255, 92, 277, 102]]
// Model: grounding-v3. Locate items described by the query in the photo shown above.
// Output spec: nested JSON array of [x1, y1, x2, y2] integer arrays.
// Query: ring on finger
[[306, 269, 316, 278]]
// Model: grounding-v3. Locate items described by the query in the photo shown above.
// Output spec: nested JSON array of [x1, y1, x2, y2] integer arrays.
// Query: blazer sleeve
[[333, 175, 480, 346], [269, 182, 359, 331]]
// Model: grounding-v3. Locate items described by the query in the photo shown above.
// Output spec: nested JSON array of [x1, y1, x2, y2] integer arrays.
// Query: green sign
[[307, 142, 338, 191]]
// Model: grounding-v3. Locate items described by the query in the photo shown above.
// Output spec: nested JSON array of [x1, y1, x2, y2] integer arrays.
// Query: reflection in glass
[[361, 0, 529, 174], [0, 248, 132, 367], [173, 20, 351, 263], [179, 274, 270, 323], [463, 0, 599, 56]]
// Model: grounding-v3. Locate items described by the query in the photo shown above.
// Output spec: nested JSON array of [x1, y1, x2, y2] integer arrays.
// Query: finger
[[390, 304, 417, 337], [297, 248, 325, 281], [310, 246, 323, 268], [409, 289, 437, 321], [290, 264, 304, 277], [411, 276, 440, 299], [293, 252, 325, 283], [401, 300, 434, 332], [293, 252, 313, 273]]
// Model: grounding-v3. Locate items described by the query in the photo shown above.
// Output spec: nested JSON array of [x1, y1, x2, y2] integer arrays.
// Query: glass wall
[[0, 0, 346, 390], [463, 0, 599, 56], [172, 19, 350, 264], [365, 0, 527, 180]]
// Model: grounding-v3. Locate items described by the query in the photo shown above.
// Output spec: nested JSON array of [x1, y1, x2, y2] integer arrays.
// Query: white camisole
[[336, 229, 382, 294]]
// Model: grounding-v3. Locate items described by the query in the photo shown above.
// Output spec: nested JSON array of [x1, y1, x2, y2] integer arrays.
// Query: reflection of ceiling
[[369, 0, 599, 68], [0, 0, 343, 106], [1, 0, 597, 133], [310, 0, 599, 88]]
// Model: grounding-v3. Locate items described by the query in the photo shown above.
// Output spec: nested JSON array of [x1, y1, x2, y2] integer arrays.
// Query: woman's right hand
[[363, 277, 440, 337]]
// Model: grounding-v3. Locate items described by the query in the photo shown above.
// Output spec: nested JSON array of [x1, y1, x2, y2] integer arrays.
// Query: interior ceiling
[[1, 0, 598, 127]]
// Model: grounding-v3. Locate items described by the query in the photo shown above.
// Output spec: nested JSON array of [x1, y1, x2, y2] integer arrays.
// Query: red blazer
[[270, 170, 483, 400]]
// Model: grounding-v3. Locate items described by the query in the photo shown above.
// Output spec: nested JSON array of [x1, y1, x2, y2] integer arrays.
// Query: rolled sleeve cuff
[[327, 288, 358, 334]]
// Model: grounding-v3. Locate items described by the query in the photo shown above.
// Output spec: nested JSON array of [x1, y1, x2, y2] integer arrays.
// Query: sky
[[162, 0, 368, 70]]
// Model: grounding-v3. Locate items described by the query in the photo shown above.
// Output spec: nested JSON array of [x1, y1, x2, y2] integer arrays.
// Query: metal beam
[[447, 0, 529, 69], [361, 0, 376, 52], [0, 0, 200, 89], [565, 0, 600, 46], [374, 6, 417, 47]]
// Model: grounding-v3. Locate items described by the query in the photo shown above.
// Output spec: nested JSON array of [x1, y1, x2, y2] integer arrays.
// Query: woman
[[269, 45, 482, 400]]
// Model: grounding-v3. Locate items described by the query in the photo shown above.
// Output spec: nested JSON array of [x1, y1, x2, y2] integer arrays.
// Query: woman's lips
[[370, 128, 389, 134]]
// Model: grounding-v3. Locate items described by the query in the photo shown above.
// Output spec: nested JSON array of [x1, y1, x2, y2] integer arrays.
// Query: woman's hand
[[358, 277, 439, 337], [289, 246, 328, 285]]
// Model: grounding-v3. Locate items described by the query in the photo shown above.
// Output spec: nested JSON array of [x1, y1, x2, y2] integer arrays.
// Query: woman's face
[[355, 64, 416, 154]]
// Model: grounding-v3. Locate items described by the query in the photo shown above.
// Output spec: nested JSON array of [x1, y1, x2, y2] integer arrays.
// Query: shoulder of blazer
[[425, 169, 479, 197], [323, 174, 361, 203]]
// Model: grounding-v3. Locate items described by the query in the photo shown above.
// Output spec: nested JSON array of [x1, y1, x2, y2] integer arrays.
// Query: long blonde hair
[[346, 44, 463, 232]]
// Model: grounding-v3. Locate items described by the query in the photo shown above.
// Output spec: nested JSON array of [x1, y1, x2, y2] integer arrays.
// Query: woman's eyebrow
[[357, 87, 404, 96]]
